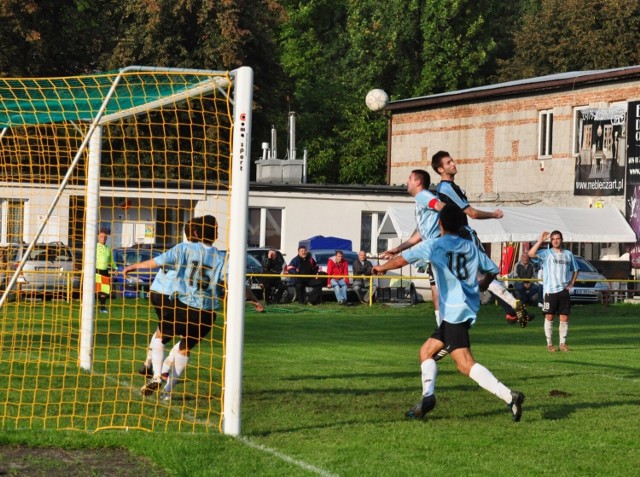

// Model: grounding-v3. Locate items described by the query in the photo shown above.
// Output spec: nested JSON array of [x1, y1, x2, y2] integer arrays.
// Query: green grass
[[1, 301, 639, 476]]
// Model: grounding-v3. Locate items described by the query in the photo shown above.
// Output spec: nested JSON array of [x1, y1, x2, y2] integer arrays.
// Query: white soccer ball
[[365, 89, 389, 112]]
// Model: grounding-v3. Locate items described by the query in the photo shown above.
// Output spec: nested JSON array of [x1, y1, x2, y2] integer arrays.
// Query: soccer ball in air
[[365, 89, 389, 112]]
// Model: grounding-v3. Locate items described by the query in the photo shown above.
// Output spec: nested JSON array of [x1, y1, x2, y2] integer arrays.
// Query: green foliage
[[0, 0, 120, 76], [280, 0, 520, 183], [498, 0, 640, 81], [417, 0, 496, 93], [3, 0, 640, 184]]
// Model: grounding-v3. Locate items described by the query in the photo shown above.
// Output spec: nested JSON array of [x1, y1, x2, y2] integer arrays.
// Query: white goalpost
[[0, 65, 254, 435], [223, 66, 253, 436]]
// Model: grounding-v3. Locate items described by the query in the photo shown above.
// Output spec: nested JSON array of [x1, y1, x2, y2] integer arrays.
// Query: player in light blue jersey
[[137, 221, 195, 379], [137, 267, 180, 378], [432, 150, 533, 327], [528, 230, 578, 352], [381, 169, 445, 325], [124, 215, 226, 397], [373, 205, 525, 422]]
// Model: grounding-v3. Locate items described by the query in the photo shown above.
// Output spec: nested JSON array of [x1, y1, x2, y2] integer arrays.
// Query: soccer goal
[[0, 66, 252, 435]]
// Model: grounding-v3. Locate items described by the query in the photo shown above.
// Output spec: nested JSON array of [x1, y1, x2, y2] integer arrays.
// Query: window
[[247, 207, 282, 249], [538, 110, 553, 158], [360, 211, 387, 255], [0, 199, 25, 243]]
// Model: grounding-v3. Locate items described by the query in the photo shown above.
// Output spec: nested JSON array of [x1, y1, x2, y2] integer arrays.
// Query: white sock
[[149, 337, 165, 379], [420, 359, 437, 396], [469, 363, 512, 403], [544, 319, 554, 344], [488, 280, 517, 308], [559, 321, 569, 345], [161, 342, 180, 375], [164, 352, 189, 393], [434, 310, 441, 326]]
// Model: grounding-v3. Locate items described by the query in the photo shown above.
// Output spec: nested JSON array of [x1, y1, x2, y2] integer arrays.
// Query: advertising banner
[[574, 106, 626, 196], [625, 101, 640, 267]]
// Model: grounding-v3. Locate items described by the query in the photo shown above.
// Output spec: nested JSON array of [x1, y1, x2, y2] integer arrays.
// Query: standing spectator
[[261, 249, 285, 304], [528, 231, 578, 352], [381, 169, 445, 324], [431, 151, 532, 327], [95, 227, 116, 314], [286, 246, 322, 305], [352, 250, 377, 304], [509, 252, 541, 306], [327, 250, 350, 305], [372, 205, 525, 422]]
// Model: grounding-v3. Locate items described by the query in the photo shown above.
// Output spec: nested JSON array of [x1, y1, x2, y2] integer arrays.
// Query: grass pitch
[[1, 301, 638, 476]]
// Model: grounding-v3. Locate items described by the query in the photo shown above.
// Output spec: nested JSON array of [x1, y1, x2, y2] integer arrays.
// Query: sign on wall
[[625, 101, 640, 267], [574, 106, 626, 196]]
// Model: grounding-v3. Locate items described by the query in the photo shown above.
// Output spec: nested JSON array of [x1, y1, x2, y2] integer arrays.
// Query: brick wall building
[[385, 66, 640, 216]]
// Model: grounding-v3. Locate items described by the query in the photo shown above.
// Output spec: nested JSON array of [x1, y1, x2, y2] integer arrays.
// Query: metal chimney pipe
[[270, 125, 277, 160], [303, 148, 308, 183], [288, 112, 296, 160]]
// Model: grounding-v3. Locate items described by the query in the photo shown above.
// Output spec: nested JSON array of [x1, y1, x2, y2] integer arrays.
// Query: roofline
[[99, 179, 405, 196], [386, 65, 640, 112], [249, 182, 406, 195]]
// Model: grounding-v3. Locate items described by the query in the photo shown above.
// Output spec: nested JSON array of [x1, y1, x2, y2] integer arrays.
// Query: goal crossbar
[[0, 65, 252, 436]]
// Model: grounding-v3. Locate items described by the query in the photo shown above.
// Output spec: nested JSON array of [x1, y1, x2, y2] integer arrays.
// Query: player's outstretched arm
[[380, 231, 422, 259], [464, 206, 503, 220], [123, 258, 160, 277], [372, 255, 409, 275]]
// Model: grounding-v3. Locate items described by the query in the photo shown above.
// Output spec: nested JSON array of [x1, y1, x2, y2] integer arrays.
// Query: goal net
[[0, 66, 253, 434]]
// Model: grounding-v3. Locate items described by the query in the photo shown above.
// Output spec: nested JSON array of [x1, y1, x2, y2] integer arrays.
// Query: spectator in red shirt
[[327, 250, 350, 305]]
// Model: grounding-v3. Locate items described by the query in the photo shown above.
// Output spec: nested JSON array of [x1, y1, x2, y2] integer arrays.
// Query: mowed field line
[[237, 436, 339, 477], [112, 373, 339, 476]]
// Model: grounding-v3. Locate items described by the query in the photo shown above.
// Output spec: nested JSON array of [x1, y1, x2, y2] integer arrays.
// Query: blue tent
[[298, 235, 352, 251]]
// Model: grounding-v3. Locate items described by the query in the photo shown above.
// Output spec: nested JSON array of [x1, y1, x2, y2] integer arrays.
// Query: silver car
[[1, 242, 75, 299], [570, 256, 609, 303]]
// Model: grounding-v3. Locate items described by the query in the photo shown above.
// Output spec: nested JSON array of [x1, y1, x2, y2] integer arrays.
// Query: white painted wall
[[197, 189, 413, 258]]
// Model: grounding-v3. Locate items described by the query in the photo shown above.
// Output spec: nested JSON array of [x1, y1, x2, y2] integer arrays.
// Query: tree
[[279, 0, 509, 184], [498, 0, 640, 81], [106, 0, 290, 175], [0, 0, 120, 77]]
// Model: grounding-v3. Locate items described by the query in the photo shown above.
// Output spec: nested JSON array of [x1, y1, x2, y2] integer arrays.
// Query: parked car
[[112, 245, 165, 299], [569, 256, 609, 303], [246, 247, 293, 302], [244, 252, 265, 295], [1, 242, 75, 300], [246, 247, 286, 270]]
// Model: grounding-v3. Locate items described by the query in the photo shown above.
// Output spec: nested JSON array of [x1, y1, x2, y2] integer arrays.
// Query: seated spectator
[[509, 252, 541, 306], [352, 250, 377, 304], [327, 250, 350, 305], [286, 246, 322, 305], [261, 248, 285, 304]]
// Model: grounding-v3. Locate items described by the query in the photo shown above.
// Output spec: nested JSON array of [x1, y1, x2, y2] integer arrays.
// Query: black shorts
[[158, 299, 215, 350], [431, 320, 472, 353], [542, 289, 571, 316], [150, 291, 176, 322]]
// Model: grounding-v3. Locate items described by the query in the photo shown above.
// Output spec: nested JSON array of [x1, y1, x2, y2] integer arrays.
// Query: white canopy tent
[[377, 206, 637, 244]]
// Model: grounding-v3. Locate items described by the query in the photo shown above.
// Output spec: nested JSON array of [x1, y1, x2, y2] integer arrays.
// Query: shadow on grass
[[540, 399, 640, 420]]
